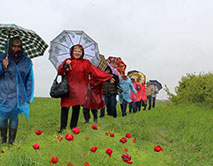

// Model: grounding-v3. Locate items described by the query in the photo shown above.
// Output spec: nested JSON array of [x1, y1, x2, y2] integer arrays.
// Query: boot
[[9, 128, 17, 145], [0, 128, 7, 144]]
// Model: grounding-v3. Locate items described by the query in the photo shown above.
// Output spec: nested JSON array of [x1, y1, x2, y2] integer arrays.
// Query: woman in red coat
[[57, 44, 112, 133]]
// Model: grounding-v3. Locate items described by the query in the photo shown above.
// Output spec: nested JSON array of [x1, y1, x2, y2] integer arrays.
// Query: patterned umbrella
[[106, 56, 126, 77], [128, 70, 146, 84], [149, 80, 162, 91], [98, 54, 107, 71], [49, 30, 100, 70], [0, 24, 48, 58]]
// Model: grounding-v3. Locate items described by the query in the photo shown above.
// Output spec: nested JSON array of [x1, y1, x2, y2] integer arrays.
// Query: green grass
[[0, 98, 213, 166]]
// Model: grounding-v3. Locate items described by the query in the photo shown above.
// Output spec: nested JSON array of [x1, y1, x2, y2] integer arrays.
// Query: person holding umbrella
[[57, 44, 113, 133], [0, 37, 34, 144]]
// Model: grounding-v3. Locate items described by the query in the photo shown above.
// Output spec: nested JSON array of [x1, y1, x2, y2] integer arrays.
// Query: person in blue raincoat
[[0, 37, 34, 144], [118, 75, 137, 117]]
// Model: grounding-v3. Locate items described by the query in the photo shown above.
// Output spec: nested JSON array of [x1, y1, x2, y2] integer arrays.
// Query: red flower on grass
[[84, 162, 90, 166], [105, 148, 113, 157], [65, 133, 74, 141], [122, 154, 133, 164], [120, 137, 127, 143], [133, 137, 136, 143], [67, 161, 74, 166], [126, 132, 131, 138], [124, 148, 128, 152], [71, 128, 80, 134], [1, 150, 4, 153], [57, 136, 63, 141], [105, 131, 110, 136], [90, 146, 98, 152], [110, 133, 114, 137], [32, 144, 40, 150], [50, 156, 58, 163], [91, 124, 98, 130], [85, 136, 89, 140], [154, 145, 163, 152], [17, 145, 21, 149], [35, 130, 42, 135]]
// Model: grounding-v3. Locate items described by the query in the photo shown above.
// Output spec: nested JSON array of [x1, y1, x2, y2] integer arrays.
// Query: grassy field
[[0, 98, 213, 166]]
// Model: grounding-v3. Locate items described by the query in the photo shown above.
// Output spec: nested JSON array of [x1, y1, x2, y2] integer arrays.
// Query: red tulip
[[122, 154, 133, 164], [124, 148, 128, 152], [90, 146, 98, 152], [84, 162, 90, 166], [17, 145, 21, 149], [1, 150, 4, 153], [91, 124, 98, 130], [32, 144, 40, 150], [120, 137, 127, 143], [35, 130, 42, 135], [50, 156, 58, 163], [57, 136, 63, 141], [71, 128, 80, 134], [85, 136, 89, 140], [65, 133, 74, 141], [133, 137, 136, 143], [154, 145, 163, 152], [67, 161, 74, 166], [105, 148, 112, 157], [110, 133, 114, 137], [126, 132, 131, 138]]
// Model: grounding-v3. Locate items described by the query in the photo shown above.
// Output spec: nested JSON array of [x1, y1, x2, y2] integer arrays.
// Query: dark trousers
[[60, 105, 80, 130], [83, 108, 97, 122], [129, 102, 137, 113], [141, 100, 147, 110], [120, 99, 128, 116], [136, 101, 141, 111], [147, 95, 152, 110], [100, 95, 117, 118], [152, 97, 156, 108]]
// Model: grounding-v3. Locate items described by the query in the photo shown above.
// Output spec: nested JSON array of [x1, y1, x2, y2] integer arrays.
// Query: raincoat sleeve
[[130, 82, 137, 94], [24, 65, 34, 103], [89, 62, 112, 82]]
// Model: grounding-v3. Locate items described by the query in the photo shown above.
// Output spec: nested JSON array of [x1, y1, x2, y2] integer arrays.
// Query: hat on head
[[131, 76, 136, 80]]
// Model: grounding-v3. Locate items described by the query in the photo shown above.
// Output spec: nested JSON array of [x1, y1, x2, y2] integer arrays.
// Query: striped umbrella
[[0, 24, 48, 58]]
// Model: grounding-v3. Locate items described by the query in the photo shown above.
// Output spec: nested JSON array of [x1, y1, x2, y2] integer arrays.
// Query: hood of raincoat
[[69, 44, 85, 60]]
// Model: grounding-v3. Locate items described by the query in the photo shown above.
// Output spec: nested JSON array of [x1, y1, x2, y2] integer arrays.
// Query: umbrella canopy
[[0, 24, 48, 58], [106, 56, 126, 77], [128, 70, 146, 84], [49, 30, 100, 70], [98, 54, 107, 71], [149, 80, 162, 91]]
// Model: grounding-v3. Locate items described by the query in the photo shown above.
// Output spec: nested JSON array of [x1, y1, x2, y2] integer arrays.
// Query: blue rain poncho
[[0, 49, 34, 120], [118, 76, 137, 104]]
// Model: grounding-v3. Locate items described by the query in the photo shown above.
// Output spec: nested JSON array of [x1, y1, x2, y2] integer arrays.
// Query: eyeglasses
[[12, 44, 21, 48]]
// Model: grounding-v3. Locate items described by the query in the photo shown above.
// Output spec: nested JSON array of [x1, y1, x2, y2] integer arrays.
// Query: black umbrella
[[149, 80, 162, 91]]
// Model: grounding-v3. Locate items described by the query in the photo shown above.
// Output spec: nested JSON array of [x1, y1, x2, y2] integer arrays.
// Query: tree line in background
[[165, 72, 213, 108]]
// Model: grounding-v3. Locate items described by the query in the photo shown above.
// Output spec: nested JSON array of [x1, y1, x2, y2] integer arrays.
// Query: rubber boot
[[9, 128, 17, 145], [0, 128, 7, 144], [83, 111, 90, 124]]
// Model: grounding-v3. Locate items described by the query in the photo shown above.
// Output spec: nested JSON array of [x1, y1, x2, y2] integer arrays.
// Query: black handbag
[[50, 73, 69, 98]]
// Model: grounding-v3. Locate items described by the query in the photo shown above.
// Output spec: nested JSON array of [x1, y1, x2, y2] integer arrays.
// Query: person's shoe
[[83, 121, 89, 124], [58, 128, 65, 134], [94, 119, 98, 123]]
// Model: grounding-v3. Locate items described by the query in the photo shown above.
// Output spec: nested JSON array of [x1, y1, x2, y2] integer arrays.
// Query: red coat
[[58, 45, 112, 107], [141, 84, 147, 102], [83, 75, 105, 110]]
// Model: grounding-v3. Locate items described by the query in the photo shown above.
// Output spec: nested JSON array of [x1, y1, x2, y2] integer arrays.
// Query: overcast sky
[[1, 0, 213, 99]]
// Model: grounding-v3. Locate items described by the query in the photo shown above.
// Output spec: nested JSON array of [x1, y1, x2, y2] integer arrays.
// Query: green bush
[[165, 72, 213, 107]]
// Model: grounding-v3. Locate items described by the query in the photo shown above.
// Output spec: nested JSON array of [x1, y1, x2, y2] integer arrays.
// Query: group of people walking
[[0, 37, 159, 144]]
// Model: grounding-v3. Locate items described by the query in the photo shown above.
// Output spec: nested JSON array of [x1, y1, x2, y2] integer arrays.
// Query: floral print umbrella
[[128, 70, 146, 84], [106, 56, 126, 77]]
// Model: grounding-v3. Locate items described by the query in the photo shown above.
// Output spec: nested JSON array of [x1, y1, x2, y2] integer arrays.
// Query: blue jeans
[[0, 116, 18, 129], [100, 95, 117, 118]]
